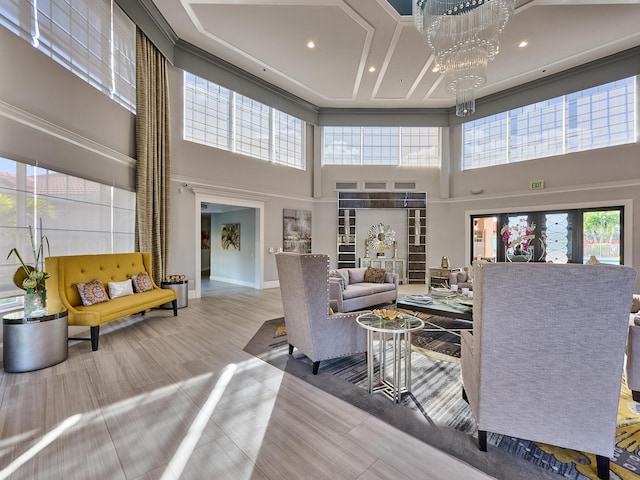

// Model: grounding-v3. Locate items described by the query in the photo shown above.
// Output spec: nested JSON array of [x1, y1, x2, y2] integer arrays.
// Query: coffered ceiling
[[149, 0, 640, 109]]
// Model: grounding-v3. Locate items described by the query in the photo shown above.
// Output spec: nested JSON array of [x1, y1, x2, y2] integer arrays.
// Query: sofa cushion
[[108, 279, 134, 299], [77, 279, 110, 306], [341, 282, 395, 300], [347, 268, 367, 284], [364, 267, 386, 283], [132, 272, 153, 293]]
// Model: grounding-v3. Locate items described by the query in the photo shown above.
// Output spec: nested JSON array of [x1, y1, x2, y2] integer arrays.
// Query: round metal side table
[[356, 312, 424, 403], [3, 307, 68, 373]]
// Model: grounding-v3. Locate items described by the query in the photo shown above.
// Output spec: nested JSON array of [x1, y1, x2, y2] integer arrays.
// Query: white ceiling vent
[[334, 181, 359, 191], [364, 181, 387, 190], [394, 181, 417, 190]]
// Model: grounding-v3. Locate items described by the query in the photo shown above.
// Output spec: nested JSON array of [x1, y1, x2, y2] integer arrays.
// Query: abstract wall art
[[283, 209, 311, 253], [221, 223, 240, 250]]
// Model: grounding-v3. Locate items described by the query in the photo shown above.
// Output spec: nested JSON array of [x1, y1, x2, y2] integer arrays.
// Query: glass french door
[[471, 207, 623, 265]]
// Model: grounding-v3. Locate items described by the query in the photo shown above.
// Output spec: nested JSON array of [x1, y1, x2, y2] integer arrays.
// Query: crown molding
[[0, 101, 135, 168]]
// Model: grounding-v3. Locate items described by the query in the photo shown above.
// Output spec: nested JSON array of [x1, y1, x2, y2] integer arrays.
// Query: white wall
[[3, 25, 640, 296]]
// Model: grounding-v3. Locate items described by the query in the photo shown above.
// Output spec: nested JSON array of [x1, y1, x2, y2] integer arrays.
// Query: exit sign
[[530, 180, 545, 190]]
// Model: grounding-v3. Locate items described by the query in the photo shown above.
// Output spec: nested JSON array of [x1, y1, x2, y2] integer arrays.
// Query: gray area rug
[[245, 318, 566, 480]]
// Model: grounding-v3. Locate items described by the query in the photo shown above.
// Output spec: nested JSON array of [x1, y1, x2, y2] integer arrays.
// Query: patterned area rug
[[246, 318, 640, 480], [410, 315, 470, 362]]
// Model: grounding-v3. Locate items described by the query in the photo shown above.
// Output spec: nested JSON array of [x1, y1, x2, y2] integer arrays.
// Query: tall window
[[0, 157, 135, 304], [463, 77, 636, 170], [183, 72, 305, 170], [471, 207, 623, 264], [0, 0, 136, 113], [322, 126, 440, 166]]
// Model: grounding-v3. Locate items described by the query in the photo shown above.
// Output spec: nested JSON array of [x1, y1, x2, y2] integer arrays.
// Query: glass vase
[[24, 290, 47, 317], [506, 245, 532, 263]]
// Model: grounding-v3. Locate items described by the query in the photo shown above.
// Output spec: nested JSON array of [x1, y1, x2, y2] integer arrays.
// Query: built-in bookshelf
[[337, 192, 427, 283]]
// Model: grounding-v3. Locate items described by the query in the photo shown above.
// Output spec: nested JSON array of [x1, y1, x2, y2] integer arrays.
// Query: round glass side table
[[356, 312, 424, 403], [3, 307, 68, 373]]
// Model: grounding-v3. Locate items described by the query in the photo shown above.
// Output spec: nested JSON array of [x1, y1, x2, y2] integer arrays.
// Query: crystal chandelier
[[413, 0, 515, 117]]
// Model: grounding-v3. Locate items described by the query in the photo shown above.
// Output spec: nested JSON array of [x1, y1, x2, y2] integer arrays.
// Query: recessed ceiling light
[[518, 41, 528, 48], [307, 41, 315, 49], [368, 66, 376, 73]]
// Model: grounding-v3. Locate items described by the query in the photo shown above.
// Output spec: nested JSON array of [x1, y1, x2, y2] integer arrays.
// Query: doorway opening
[[194, 192, 265, 299]]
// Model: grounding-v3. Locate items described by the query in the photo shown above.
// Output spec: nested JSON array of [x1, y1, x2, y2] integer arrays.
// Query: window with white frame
[[183, 72, 305, 170], [0, 0, 136, 113], [0, 157, 135, 303], [463, 76, 636, 170], [322, 126, 440, 166]]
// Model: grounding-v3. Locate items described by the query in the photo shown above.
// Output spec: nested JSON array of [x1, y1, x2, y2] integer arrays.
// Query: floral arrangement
[[7, 225, 50, 300], [500, 220, 536, 250]]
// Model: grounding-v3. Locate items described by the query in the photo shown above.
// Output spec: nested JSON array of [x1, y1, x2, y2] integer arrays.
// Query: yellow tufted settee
[[45, 252, 177, 351]]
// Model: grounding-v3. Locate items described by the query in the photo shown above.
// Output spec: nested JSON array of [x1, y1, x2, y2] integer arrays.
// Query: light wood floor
[[0, 283, 494, 480]]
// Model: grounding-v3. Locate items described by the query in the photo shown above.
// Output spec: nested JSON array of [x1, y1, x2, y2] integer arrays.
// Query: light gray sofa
[[275, 253, 368, 374], [624, 295, 640, 400], [461, 261, 636, 480], [328, 267, 399, 313]]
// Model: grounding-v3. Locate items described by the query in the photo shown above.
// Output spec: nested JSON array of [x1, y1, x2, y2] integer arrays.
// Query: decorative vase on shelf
[[24, 289, 47, 317], [506, 245, 532, 263]]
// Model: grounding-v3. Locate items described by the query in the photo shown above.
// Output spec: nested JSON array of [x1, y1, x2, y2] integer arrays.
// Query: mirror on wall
[[367, 223, 396, 256]]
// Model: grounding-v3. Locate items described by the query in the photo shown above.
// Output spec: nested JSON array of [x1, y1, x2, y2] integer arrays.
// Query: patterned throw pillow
[[131, 272, 153, 293], [76, 279, 110, 306], [108, 279, 134, 299], [364, 267, 386, 283]]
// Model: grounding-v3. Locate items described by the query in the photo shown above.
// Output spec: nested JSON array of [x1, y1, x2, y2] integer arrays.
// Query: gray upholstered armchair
[[275, 253, 367, 374], [461, 262, 636, 480]]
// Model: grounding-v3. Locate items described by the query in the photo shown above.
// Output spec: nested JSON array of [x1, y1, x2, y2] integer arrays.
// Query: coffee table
[[397, 295, 473, 341], [397, 295, 473, 322], [356, 312, 424, 403]]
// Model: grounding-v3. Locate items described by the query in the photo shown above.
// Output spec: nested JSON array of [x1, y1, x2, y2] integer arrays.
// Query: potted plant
[[7, 225, 50, 316]]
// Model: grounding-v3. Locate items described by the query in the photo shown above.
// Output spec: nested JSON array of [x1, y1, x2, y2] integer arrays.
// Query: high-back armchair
[[275, 253, 367, 374], [461, 262, 636, 480]]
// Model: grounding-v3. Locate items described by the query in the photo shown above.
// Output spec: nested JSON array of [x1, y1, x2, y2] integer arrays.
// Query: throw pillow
[[131, 272, 153, 293], [632, 294, 640, 314], [76, 279, 109, 306], [108, 279, 134, 299], [348, 268, 366, 284], [331, 269, 349, 286], [364, 267, 386, 283]]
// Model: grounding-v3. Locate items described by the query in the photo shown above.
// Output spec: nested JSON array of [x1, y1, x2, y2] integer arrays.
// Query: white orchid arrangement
[[7, 225, 50, 295]]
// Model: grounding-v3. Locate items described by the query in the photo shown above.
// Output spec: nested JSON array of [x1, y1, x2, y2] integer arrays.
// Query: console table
[[359, 257, 407, 284], [3, 307, 68, 373], [429, 266, 462, 289]]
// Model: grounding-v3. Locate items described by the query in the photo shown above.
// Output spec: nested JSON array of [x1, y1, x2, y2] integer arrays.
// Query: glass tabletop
[[356, 312, 424, 333], [3, 307, 69, 324], [399, 296, 473, 315]]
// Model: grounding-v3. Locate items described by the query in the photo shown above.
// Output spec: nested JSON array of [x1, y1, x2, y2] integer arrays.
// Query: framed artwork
[[201, 230, 210, 250], [283, 209, 311, 253], [221, 223, 240, 250]]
